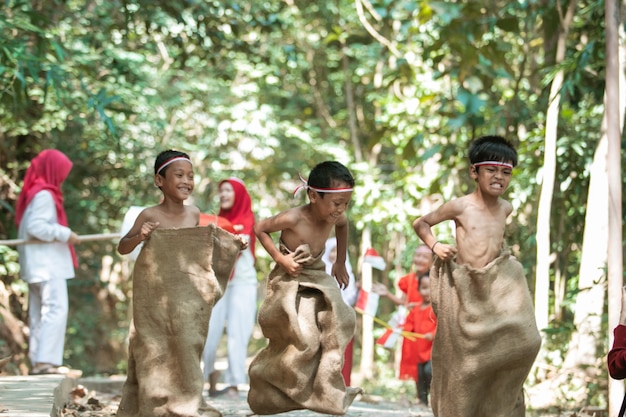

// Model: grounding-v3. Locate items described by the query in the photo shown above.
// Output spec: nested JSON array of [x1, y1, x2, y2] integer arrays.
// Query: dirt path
[[64, 378, 434, 417]]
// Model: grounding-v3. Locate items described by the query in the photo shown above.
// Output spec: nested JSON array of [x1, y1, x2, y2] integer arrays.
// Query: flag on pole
[[375, 307, 407, 348], [354, 289, 380, 317], [363, 247, 386, 270], [376, 328, 401, 348]]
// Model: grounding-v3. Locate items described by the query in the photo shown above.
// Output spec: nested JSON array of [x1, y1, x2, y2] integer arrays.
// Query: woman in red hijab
[[202, 177, 257, 398], [15, 149, 80, 375]]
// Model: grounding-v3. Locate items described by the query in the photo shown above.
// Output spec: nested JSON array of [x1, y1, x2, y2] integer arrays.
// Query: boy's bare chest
[[283, 221, 333, 256], [150, 211, 197, 229]]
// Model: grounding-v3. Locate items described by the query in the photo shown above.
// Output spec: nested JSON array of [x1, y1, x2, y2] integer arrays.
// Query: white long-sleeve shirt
[[17, 190, 75, 283]]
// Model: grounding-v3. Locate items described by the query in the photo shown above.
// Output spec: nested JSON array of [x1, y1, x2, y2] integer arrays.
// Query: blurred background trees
[[0, 0, 623, 412]]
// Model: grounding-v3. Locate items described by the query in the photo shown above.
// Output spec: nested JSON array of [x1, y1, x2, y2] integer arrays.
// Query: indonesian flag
[[375, 307, 407, 349], [354, 289, 380, 317], [376, 328, 400, 349], [363, 247, 386, 271]]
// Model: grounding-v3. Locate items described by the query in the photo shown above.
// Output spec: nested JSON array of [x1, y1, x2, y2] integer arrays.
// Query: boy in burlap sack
[[248, 161, 363, 415], [413, 136, 541, 417], [116, 150, 245, 417]]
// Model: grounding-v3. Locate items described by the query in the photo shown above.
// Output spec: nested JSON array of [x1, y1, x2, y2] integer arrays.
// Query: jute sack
[[247, 243, 362, 415], [429, 251, 541, 417], [117, 225, 244, 417]]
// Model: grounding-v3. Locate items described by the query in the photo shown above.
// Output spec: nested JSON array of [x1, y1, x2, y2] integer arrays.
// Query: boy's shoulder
[[186, 204, 201, 214], [276, 204, 307, 219]]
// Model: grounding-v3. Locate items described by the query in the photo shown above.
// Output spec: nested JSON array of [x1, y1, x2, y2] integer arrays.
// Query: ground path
[[0, 374, 603, 417], [0, 374, 434, 417]]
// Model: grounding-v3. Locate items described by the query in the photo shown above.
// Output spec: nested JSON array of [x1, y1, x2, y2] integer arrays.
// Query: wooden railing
[[0, 233, 121, 247]]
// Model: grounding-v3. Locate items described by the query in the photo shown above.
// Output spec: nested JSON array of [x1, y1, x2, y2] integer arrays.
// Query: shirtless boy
[[247, 161, 362, 416], [413, 135, 541, 417], [413, 135, 516, 268]]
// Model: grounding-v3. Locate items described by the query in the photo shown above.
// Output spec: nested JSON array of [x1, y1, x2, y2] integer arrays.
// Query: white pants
[[28, 278, 68, 366], [202, 283, 257, 386]]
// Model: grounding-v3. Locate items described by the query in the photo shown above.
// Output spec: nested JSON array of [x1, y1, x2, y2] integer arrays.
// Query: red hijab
[[15, 149, 77, 266], [218, 178, 255, 259]]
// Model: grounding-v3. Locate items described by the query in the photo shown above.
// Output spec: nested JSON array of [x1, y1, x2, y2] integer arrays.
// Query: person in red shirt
[[403, 273, 436, 406], [608, 286, 626, 379], [373, 245, 433, 381]]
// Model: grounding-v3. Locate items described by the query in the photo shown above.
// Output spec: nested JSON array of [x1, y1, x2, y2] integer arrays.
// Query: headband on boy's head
[[473, 161, 514, 169], [156, 156, 192, 175], [293, 174, 354, 197]]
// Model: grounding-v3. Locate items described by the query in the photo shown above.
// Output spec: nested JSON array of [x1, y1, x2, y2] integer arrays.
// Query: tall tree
[[534, 0, 577, 333]]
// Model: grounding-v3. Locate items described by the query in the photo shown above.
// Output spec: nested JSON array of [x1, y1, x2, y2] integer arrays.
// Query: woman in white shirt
[[202, 178, 257, 398], [15, 149, 79, 375]]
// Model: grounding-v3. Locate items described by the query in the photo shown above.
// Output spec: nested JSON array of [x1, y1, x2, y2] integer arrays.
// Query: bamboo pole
[[0, 233, 121, 247]]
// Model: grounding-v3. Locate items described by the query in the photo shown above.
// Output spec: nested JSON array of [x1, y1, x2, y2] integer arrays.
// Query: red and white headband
[[156, 156, 192, 175], [293, 174, 354, 197], [473, 161, 513, 169]]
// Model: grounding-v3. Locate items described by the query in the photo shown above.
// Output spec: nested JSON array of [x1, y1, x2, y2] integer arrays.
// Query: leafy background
[[0, 0, 624, 412]]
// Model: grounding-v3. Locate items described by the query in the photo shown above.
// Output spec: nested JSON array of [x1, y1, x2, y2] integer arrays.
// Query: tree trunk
[[534, 0, 577, 334], [607, 0, 625, 413], [559, 133, 607, 393]]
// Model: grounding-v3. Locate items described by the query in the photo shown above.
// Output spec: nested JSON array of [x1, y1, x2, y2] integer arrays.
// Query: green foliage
[[0, 0, 621, 410]]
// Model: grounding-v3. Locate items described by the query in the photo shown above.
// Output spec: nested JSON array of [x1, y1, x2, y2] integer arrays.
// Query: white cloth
[[17, 191, 75, 283], [202, 243, 257, 386], [321, 238, 358, 307]]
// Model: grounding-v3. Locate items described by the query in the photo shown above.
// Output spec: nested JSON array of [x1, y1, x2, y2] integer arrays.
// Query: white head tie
[[156, 156, 192, 175], [293, 174, 354, 197], [473, 161, 513, 169]]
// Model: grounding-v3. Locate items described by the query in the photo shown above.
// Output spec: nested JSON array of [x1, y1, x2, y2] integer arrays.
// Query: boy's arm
[[253, 210, 303, 276], [331, 214, 350, 289], [413, 201, 459, 261], [118, 210, 159, 255]]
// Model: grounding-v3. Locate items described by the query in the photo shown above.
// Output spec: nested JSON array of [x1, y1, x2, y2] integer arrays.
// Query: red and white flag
[[375, 307, 407, 349], [354, 289, 380, 317], [376, 328, 400, 349], [363, 248, 386, 271]]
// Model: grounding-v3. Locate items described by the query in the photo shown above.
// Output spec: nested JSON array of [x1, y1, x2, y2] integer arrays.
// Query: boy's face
[[155, 160, 194, 200], [470, 163, 513, 197], [309, 180, 353, 224]]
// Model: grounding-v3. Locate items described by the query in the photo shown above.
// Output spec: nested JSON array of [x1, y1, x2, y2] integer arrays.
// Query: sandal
[[29, 365, 69, 375], [208, 387, 230, 398]]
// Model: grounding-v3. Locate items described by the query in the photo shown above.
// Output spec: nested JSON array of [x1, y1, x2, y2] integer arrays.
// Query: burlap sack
[[247, 243, 362, 415], [429, 251, 541, 417], [117, 224, 244, 417]]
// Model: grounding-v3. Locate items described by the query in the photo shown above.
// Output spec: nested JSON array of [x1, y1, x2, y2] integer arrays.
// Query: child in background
[[247, 161, 362, 416], [413, 135, 541, 417], [403, 273, 436, 407], [373, 244, 432, 381]]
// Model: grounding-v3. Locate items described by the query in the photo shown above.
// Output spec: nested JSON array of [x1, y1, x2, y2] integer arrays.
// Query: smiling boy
[[118, 150, 200, 255], [247, 161, 362, 415]]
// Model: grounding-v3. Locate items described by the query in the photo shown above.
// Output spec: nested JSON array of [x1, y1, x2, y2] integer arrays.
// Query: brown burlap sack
[[247, 243, 362, 415], [117, 225, 244, 417], [429, 251, 541, 417]]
